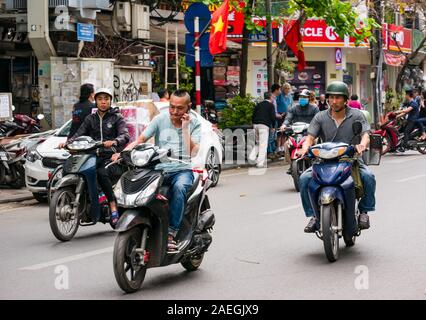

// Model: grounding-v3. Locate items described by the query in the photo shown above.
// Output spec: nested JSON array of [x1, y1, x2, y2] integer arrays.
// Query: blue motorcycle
[[49, 136, 117, 242], [306, 126, 381, 262]]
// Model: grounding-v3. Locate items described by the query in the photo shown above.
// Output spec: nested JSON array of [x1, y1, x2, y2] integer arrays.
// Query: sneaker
[[110, 211, 119, 226], [304, 217, 318, 233], [286, 168, 291, 175], [358, 213, 370, 230], [167, 234, 178, 252]]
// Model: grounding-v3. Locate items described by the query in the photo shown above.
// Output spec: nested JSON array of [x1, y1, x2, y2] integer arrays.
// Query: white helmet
[[299, 89, 311, 97], [95, 87, 113, 100]]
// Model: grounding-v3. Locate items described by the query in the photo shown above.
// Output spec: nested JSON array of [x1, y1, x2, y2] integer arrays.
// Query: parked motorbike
[[283, 122, 311, 192], [0, 109, 44, 137], [0, 139, 26, 188], [48, 136, 117, 242], [112, 143, 215, 293], [305, 122, 381, 262], [202, 100, 219, 125], [373, 112, 426, 155]]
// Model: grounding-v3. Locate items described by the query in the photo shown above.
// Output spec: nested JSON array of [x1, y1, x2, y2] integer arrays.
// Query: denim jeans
[[162, 169, 194, 237], [267, 128, 276, 154], [299, 163, 376, 217]]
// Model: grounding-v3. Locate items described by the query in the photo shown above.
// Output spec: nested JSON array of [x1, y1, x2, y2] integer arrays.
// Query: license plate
[[0, 152, 7, 161]]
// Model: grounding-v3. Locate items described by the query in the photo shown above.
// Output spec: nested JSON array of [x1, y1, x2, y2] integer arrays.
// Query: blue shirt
[[143, 112, 201, 172], [276, 93, 293, 113], [406, 100, 419, 121]]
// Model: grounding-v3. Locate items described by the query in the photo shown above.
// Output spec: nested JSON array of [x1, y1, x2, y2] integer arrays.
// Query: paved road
[[1, 152, 426, 299]]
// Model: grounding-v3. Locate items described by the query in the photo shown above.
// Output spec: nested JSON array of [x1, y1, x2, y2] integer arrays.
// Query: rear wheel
[[113, 227, 147, 293], [49, 187, 79, 242], [291, 161, 300, 192], [9, 164, 25, 189], [181, 254, 205, 271], [321, 203, 339, 262]]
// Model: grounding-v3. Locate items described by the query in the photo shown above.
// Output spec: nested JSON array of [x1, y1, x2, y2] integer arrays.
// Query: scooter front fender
[[55, 174, 81, 189], [319, 186, 344, 205], [115, 209, 152, 233]]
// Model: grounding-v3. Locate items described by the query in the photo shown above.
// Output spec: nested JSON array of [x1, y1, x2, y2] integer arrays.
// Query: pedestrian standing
[[249, 92, 276, 168]]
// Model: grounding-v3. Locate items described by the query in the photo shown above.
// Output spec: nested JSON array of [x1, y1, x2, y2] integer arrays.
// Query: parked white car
[[25, 108, 223, 202], [24, 121, 71, 202]]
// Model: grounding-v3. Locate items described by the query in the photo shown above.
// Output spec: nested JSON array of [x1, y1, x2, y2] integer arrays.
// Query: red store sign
[[382, 23, 412, 54]]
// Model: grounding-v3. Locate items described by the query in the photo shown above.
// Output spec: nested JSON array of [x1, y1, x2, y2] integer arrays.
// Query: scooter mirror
[[37, 114, 45, 120]]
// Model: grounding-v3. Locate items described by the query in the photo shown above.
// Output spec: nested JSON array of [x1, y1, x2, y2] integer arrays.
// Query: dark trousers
[[97, 158, 116, 203], [404, 120, 425, 147]]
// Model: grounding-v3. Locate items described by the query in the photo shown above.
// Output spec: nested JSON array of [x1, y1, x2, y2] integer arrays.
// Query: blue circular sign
[[184, 2, 211, 34]]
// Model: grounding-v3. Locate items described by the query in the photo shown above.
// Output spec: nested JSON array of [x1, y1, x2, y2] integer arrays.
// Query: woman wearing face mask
[[280, 89, 319, 131]]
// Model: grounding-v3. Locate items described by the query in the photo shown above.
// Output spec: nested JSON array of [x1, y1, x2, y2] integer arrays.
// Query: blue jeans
[[267, 128, 276, 154], [299, 163, 376, 217], [162, 170, 194, 237]]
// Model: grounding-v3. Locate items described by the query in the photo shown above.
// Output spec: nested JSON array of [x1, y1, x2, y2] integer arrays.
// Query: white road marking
[[19, 247, 113, 271], [395, 174, 426, 183], [260, 204, 302, 216], [222, 165, 285, 178]]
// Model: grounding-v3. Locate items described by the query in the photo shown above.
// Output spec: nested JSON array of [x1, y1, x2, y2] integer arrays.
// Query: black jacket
[[68, 100, 96, 139], [70, 108, 130, 152], [252, 100, 276, 127]]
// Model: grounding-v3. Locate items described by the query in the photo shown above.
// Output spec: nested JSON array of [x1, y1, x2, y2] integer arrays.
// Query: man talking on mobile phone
[[122, 89, 201, 252]]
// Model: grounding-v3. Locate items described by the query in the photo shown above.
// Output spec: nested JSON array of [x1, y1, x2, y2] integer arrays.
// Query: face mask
[[299, 98, 309, 106]]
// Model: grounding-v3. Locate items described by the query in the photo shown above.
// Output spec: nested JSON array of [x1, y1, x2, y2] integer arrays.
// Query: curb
[[0, 195, 34, 204]]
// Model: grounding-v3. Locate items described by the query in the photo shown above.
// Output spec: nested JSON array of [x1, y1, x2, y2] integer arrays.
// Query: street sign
[[185, 33, 213, 67], [77, 23, 94, 42], [184, 2, 211, 34]]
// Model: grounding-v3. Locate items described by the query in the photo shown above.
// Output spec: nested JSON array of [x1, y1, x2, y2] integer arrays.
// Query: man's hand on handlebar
[[355, 144, 367, 155], [104, 140, 117, 149], [111, 153, 120, 162], [58, 142, 66, 149], [279, 125, 286, 132]]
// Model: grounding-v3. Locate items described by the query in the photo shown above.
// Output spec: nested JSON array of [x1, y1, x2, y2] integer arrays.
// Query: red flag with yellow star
[[284, 20, 306, 71], [209, 0, 230, 55]]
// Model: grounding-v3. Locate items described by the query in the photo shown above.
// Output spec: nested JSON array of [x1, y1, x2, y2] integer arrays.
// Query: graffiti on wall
[[113, 68, 152, 103]]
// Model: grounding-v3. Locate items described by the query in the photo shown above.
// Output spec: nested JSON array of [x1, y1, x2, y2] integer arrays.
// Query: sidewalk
[[0, 158, 289, 204]]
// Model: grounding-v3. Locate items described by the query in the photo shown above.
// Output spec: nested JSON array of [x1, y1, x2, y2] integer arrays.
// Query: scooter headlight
[[135, 177, 161, 206], [311, 147, 347, 159]]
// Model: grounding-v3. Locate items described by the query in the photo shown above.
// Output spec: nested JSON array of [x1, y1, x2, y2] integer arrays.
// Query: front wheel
[[417, 145, 426, 155], [206, 149, 221, 188], [381, 134, 392, 155], [49, 187, 79, 242], [291, 160, 300, 192], [113, 227, 147, 293], [321, 203, 339, 262]]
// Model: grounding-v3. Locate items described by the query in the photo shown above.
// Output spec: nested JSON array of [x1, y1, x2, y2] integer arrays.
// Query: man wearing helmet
[[65, 88, 130, 225], [297, 81, 376, 233]]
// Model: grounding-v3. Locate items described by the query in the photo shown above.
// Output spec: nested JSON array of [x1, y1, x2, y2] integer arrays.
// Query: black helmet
[[326, 81, 349, 99]]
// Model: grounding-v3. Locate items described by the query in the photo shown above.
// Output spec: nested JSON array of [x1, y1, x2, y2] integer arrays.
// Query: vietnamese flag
[[284, 20, 307, 71], [209, 0, 230, 55]]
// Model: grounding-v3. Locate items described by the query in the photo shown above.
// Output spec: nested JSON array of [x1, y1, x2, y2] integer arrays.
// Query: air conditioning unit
[[132, 4, 150, 40], [49, 0, 110, 9], [115, 1, 131, 32], [6, 0, 27, 10]]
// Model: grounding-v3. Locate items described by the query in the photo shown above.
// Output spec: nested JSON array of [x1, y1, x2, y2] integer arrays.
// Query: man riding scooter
[[60, 88, 130, 226], [297, 81, 376, 233], [280, 89, 319, 174], [121, 89, 201, 252]]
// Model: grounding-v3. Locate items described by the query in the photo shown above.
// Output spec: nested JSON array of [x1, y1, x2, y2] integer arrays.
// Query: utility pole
[[371, 0, 384, 127], [266, 0, 273, 90]]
